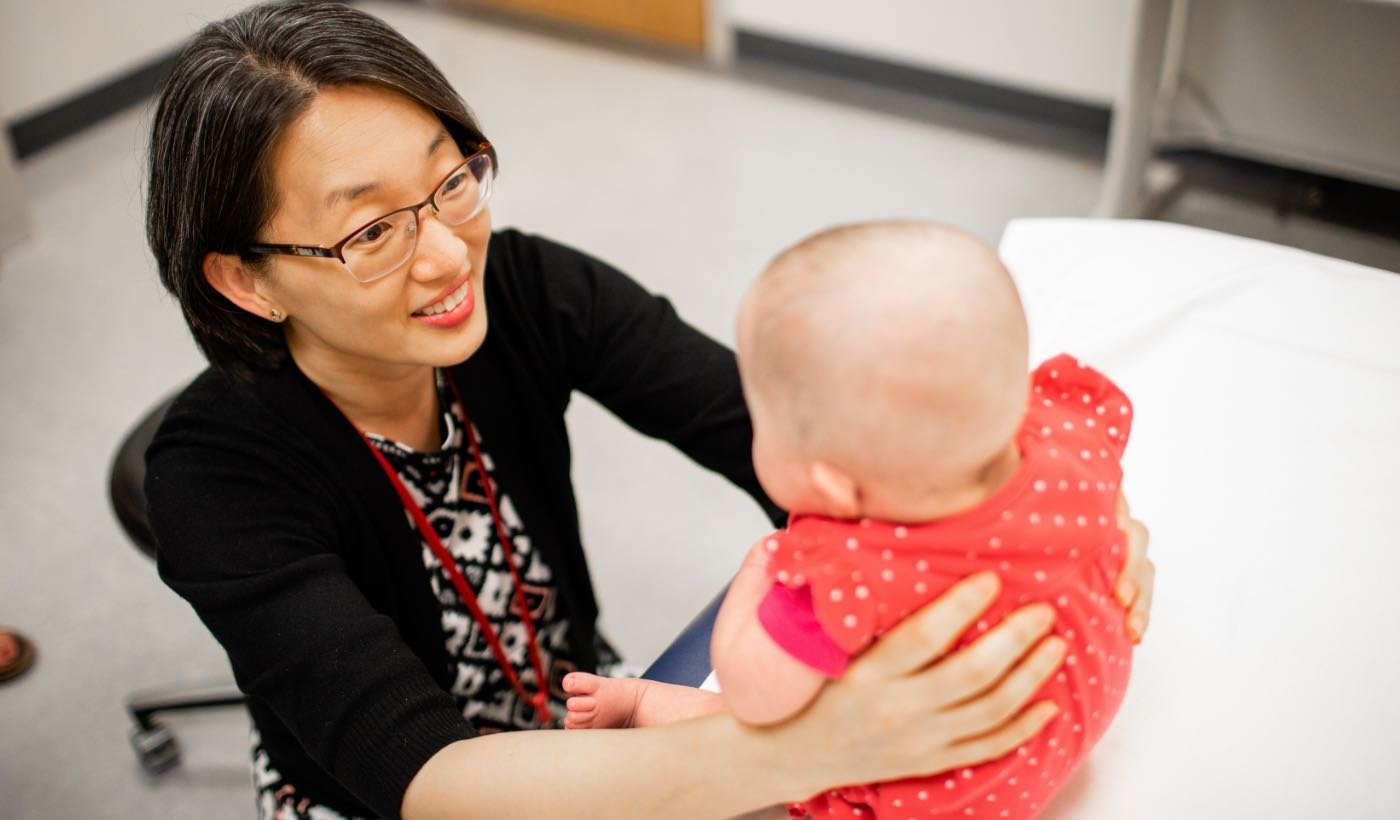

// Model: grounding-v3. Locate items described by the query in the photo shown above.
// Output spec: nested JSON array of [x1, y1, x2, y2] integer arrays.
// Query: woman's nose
[[406, 206, 468, 281]]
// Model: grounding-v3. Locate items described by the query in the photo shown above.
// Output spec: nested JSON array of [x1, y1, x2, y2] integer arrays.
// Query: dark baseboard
[[2, 0, 355, 161], [6, 52, 179, 161], [734, 29, 1111, 136]]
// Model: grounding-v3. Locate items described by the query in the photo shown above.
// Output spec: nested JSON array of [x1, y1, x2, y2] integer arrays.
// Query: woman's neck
[[291, 347, 441, 452]]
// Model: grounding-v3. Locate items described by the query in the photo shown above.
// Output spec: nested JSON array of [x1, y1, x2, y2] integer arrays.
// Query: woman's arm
[[504, 231, 785, 526], [404, 572, 1065, 819], [147, 390, 475, 817]]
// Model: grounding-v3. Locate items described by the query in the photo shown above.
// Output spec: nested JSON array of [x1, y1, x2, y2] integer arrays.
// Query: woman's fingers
[[914, 603, 1057, 707], [1113, 491, 1155, 644], [941, 700, 1060, 773], [1114, 493, 1143, 606], [937, 635, 1066, 741], [1114, 492, 1136, 598], [1113, 493, 1154, 641], [846, 572, 1002, 684], [1127, 557, 1155, 642]]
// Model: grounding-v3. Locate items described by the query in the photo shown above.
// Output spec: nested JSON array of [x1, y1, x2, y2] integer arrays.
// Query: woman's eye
[[440, 172, 467, 197], [352, 221, 392, 245]]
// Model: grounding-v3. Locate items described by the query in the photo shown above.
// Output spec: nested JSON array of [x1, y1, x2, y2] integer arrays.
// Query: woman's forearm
[[401, 713, 802, 820]]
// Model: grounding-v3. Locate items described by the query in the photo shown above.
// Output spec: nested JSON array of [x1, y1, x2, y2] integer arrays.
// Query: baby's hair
[[738, 220, 1029, 494]]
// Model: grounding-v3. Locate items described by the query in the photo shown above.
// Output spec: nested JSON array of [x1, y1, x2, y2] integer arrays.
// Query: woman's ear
[[203, 251, 282, 321], [808, 460, 861, 519]]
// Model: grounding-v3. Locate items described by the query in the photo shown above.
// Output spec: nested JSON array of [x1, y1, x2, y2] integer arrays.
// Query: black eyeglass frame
[[244, 141, 494, 281]]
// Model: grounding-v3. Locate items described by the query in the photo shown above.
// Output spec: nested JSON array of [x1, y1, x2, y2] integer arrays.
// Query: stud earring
[[269, 309, 284, 322]]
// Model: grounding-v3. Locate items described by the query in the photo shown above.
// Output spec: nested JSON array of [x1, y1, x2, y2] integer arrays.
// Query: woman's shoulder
[[158, 361, 313, 437], [486, 226, 633, 303], [156, 368, 264, 442], [145, 363, 361, 565], [484, 226, 668, 346], [487, 226, 592, 265], [150, 359, 353, 477], [485, 226, 577, 282]]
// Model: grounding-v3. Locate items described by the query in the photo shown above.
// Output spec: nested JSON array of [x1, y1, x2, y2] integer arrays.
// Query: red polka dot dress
[[757, 355, 1135, 820]]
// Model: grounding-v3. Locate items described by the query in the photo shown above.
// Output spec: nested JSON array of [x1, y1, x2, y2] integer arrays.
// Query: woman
[[143, 4, 1153, 819]]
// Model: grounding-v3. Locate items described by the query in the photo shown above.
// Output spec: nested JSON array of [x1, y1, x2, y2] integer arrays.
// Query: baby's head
[[737, 220, 1029, 523]]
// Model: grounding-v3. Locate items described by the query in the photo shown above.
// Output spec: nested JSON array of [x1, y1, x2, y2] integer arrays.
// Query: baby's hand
[[1114, 493, 1154, 642]]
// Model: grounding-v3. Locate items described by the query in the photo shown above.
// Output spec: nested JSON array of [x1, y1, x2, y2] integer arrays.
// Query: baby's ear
[[808, 461, 860, 519]]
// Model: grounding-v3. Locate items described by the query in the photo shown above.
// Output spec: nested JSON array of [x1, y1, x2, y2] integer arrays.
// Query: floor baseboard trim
[[734, 29, 1111, 136], [6, 52, 178, 161]]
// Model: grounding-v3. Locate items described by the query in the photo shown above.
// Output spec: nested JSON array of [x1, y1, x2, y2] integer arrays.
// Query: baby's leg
[[562, 673, 726, 729]]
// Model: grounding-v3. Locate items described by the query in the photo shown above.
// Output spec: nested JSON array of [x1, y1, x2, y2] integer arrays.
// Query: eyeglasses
[[246, 142, 495, 283]]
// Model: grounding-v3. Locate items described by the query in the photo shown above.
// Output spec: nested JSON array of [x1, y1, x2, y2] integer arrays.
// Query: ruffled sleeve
[[1032, 354, 1134, 458], [765, 521, 891, 656]]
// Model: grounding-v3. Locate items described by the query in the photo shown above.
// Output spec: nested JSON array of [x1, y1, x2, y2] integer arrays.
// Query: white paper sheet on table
[[998, 219, 1400, 819], [700, 671, 720, 693]]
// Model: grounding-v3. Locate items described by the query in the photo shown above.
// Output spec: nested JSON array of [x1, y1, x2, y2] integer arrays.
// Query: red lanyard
[[359, 384, 552, 727]]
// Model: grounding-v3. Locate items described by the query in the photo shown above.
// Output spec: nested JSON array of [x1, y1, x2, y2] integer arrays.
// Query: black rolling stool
[[109, 395, 246, 775]]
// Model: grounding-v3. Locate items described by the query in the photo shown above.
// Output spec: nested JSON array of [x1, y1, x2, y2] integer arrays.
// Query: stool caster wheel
[[131, 722, 181, 775]]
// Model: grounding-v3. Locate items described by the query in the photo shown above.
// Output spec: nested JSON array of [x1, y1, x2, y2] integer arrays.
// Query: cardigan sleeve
[[145, 387, 473, 818], [495, 229, 785, 528]]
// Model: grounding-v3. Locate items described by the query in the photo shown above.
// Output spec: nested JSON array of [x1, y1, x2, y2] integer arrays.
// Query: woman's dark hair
[[147, 1, 496, 379]]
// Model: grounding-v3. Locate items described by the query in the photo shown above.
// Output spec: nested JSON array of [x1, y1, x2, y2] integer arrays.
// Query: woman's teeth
[[416, 281, 469, 316]]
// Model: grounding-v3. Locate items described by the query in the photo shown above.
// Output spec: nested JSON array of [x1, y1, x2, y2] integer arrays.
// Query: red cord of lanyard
[[359, 387, 552, 727]]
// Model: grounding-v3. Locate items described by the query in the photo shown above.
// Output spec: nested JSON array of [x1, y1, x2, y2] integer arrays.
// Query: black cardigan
[[146, 229, 783, 817]]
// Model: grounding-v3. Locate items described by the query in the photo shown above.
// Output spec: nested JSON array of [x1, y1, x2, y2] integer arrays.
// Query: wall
[[0, 0, 250, 122], [4, 0, 1133, 121], [728, 0, 1134, 106], [0, 130, 27, 252]]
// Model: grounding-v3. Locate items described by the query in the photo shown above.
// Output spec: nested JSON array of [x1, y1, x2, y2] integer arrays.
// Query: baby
[[564, 221, 1135, 819]]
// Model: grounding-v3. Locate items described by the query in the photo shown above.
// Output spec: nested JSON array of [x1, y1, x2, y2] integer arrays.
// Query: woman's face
[[253, 84, 492, 379]]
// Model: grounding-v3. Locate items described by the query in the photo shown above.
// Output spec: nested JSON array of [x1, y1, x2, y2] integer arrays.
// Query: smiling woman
[[139, 3, 1134, 820]]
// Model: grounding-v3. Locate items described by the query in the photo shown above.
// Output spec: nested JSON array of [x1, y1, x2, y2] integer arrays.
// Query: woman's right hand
[[766, 571, 1065, 799]]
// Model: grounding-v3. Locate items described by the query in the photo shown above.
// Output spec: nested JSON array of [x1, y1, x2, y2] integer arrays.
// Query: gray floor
[[2, 3, 1397, 818]]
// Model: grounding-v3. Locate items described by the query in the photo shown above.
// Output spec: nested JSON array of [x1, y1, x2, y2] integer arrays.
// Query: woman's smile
[[412, 272, 475, 327]]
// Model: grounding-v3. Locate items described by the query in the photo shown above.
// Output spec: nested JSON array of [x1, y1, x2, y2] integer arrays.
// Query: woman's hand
[[1114, 493, 1154, 642], [764, 572, 1065, 800]]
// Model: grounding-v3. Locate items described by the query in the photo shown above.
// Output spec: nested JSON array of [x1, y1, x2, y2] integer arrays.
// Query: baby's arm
[[710, 539, 829, 726]]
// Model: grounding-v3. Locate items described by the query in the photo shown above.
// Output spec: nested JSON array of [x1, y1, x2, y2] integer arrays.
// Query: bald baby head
[[737, 220, 1029, 510]]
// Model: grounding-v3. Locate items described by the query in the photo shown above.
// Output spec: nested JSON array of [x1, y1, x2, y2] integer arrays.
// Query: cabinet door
[[463, 0, 706, 50]]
